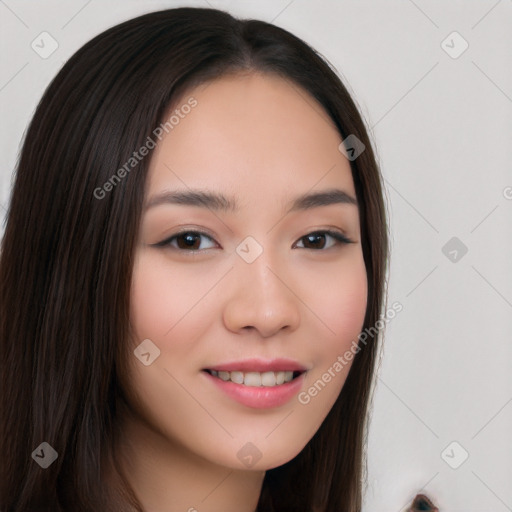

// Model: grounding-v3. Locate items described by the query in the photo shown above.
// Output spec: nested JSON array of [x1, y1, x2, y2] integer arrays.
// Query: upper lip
[[204, 358, 308, 373]]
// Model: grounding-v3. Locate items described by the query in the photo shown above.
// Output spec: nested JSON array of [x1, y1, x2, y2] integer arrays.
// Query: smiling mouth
[[203, 369, 305, 387]]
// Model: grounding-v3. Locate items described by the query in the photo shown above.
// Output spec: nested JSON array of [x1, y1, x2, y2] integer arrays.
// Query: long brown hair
[[0, 7, 388, 511]]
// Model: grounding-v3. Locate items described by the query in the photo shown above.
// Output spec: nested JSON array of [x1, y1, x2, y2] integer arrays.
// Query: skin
[[115, 71, 368, 512]]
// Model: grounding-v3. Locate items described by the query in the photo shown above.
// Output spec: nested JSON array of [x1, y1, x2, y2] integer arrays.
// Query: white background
[[1, 1, 511, 510]]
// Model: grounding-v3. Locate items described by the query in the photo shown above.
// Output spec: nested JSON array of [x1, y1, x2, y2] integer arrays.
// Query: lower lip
[[202, 371, 306, 409]]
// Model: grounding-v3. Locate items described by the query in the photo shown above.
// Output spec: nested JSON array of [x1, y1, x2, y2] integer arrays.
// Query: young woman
[[0, 7, 388, 511]]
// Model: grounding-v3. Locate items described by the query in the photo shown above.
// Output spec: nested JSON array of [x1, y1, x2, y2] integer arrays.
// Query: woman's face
[[126, 71, 367, 471]]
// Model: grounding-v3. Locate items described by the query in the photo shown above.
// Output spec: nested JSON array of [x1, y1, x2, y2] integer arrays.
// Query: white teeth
[[261, 371, 276, 386], [208, 369, 299, 386], [230, 371, 244, 384], [244, 372, 261, 386]]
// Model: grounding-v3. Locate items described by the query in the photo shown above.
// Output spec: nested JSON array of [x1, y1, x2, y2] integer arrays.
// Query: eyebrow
[[144, 187, 358, 213]]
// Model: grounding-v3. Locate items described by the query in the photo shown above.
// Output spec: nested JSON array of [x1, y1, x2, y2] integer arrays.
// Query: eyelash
[[153, 229, 354, 252]]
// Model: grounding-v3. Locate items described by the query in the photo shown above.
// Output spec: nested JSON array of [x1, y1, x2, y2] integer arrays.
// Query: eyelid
[[293, 229, 354, 248], [152, 227, 354, 251], [152, 227, 219, 249]]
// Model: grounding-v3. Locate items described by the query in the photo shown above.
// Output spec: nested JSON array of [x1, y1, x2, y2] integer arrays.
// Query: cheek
[[300, 252, 367, 400], [293, 256, 367, 439], [130, 256, 169, 339], [306, 253, 368, 356], [129, 254, 212, 342]]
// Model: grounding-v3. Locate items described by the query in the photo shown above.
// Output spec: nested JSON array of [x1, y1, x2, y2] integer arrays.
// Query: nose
[[222, 247, 301, 338]]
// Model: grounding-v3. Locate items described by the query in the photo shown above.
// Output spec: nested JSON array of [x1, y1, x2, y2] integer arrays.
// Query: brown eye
[[295, 230, 352, 250], [174, 232, 202, 250], [155, 231, 217, 251]]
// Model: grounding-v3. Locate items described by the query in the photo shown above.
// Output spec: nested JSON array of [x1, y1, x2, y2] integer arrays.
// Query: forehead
[[146, 71, 355, 203]]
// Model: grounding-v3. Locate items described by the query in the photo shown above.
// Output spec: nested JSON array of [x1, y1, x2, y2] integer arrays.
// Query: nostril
[[408, 494, 438, 512]]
